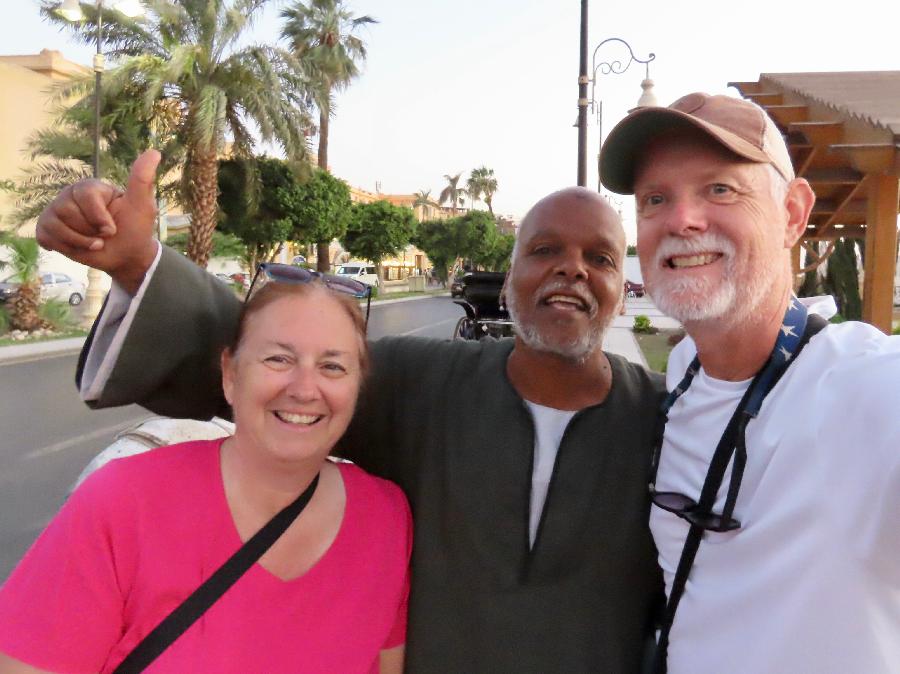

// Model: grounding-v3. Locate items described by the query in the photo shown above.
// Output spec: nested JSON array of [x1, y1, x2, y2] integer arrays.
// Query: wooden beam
[[788, 120, 844, 146], [861, 174, 900, 333], [803, 225, 866, 240], [819, 180, 868, 239], [830, 143, 900, 175], [795, 146, 818, 177], [764, 105, 808, 126], [727, 81, 764, 96], [811, 198, 867, 217], [805, 167, 864, 185], [746, 92, 783, 106]]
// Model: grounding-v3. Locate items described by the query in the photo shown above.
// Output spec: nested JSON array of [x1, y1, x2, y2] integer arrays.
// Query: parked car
[[291, 255, 307, 266], [624, 279, 644, 298], [0, 272, 86, 305], [335, 263, 378, 287], [450, 276, 464, 298]]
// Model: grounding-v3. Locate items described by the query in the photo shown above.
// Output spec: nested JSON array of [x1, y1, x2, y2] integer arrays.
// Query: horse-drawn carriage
[[451, 271, 515, 341]]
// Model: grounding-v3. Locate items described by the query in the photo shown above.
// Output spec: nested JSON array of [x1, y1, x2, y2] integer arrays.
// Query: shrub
[[632, 314, 656, 334], [830, 313, 846, 324], [38, 299, 76, 331], [0, 305, 9, 334], [892, 324, 900, 336]]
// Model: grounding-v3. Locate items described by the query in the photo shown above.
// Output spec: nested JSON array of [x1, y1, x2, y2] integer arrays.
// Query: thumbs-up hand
[[36, 149, 163, 295]]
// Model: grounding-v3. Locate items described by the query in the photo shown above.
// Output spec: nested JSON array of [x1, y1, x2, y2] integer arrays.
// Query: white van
[[336, 263, 379, 287]]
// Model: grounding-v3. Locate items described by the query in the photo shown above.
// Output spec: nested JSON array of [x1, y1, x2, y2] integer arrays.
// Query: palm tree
[[8, 77, 183, 226], [281, 0, 377, 271], [465, 172, 482, 210], [43, 0, 316, 268], [413, 188, 434, 218], [0, 234, 44, 331], [468, 166, 498, 214], [439, 173, 467, 212]]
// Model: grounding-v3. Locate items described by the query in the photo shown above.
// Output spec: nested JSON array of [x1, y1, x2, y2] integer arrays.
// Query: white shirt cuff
[[80, 241, 163, 401]]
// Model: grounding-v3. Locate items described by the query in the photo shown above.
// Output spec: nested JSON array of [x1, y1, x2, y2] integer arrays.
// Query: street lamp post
[[584, 37, 656, 191], [57, 0, 145, 325], [576, 0, 589, 186]]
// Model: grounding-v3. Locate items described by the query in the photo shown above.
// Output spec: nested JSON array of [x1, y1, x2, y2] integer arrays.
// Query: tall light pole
[[576, 0, 589, 186], [57, 0, 145, 325], [584, 38, 656, 191]]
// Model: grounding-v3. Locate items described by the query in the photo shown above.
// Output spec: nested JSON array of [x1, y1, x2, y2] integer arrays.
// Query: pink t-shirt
[[0, 440, 412, 674]]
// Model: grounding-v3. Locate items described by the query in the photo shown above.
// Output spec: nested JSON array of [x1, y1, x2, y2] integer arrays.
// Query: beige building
[[0, 50, 90, 233]]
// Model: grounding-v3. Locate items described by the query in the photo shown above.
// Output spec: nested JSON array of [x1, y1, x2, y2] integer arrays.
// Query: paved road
[[0, 295, 466, 582]]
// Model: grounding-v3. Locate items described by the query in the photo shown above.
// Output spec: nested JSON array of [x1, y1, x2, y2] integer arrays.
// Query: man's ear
[[783, 178, 815, 249]]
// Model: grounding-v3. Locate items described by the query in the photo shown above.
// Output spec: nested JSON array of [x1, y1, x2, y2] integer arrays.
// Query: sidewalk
[[0, 336, 86, 365], [605, 296, 683, 367]]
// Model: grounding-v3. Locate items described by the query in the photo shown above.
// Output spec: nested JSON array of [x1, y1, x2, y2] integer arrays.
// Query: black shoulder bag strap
[[112, 473, 320, 674], [650, 313, 827, 674]]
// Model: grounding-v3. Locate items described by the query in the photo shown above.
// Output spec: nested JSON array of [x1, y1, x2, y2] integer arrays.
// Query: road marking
[[398, 317, 458, 336], [23, 417, 149, 461]]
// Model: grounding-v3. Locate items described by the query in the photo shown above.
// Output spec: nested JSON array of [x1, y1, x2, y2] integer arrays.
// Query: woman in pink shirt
[[0, 270, 412, 674]]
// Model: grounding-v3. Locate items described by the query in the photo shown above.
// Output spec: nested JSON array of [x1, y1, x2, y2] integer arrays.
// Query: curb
[[0, 336, 87, 366], [368, 291, 450, 307]]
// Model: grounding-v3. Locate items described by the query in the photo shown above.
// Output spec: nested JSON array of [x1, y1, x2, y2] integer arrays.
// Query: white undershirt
[[524, 401, 576, 548]]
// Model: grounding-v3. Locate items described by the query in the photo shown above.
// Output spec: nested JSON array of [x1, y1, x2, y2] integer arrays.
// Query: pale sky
[[4, 0, 899, 243]]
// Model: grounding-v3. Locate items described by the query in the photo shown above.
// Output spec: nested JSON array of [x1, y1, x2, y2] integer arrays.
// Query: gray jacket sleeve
[[76, 245, 240, 420]]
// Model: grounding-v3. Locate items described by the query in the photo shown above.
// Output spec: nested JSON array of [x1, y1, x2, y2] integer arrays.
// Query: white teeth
[[669, 254, 719, 268], [275, 411, 321, 425], [546, 294, 586, 308]]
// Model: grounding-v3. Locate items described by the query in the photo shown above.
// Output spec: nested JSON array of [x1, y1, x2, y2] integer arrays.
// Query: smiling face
[[222, 288, 364, 468], [633, 131, 798, 326], [505, 188, 625, 361]]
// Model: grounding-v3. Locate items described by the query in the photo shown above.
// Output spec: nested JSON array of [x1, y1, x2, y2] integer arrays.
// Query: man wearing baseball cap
[[600, 92, 900, 673]]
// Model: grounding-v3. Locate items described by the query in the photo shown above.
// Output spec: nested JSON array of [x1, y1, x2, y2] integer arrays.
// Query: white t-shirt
[[524, 401, 576, 547], [654, 302, 900, 674]]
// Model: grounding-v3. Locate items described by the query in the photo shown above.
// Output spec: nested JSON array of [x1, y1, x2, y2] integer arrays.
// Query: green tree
[[43, 0, 315, 268], [166, 230, 245, 260], [0, 233, 44, 331], [281, 0, 377, 272], [215, 157, 311, 271], [823, 237, 863, 320], [476, 232, 515, 272], [413, 210, 493, 283], [278, 168, 353, 269], [626, 244, 638, 256], [439, 173, 467, 212], [341, 200, 416, 282]]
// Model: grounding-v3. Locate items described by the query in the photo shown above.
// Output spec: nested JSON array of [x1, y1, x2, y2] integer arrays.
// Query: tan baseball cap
[[599, 92, 795, 195]]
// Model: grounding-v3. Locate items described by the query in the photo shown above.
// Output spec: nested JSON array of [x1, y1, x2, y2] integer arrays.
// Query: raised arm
[[80, 245, 240, 419], [36, 150, 239, 419]]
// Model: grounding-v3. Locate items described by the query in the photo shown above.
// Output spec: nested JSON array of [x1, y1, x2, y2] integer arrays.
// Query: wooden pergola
[[729, 72, 900, 333]]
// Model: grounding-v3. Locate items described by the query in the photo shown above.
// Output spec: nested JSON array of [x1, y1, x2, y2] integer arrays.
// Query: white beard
[[643, 233, 776, 325], [506, 279, 608, 362]]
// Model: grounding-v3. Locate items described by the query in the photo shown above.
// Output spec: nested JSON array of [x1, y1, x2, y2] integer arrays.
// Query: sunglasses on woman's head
[[247, 263, 373, 325]]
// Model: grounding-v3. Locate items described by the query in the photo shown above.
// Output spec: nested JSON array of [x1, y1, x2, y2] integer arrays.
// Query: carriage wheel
[[453, 317, 475, 340]]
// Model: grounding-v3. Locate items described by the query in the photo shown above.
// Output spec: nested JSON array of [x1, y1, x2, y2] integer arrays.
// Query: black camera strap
[[112, 472, 320, 674], [650, 307, 827, 674]]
